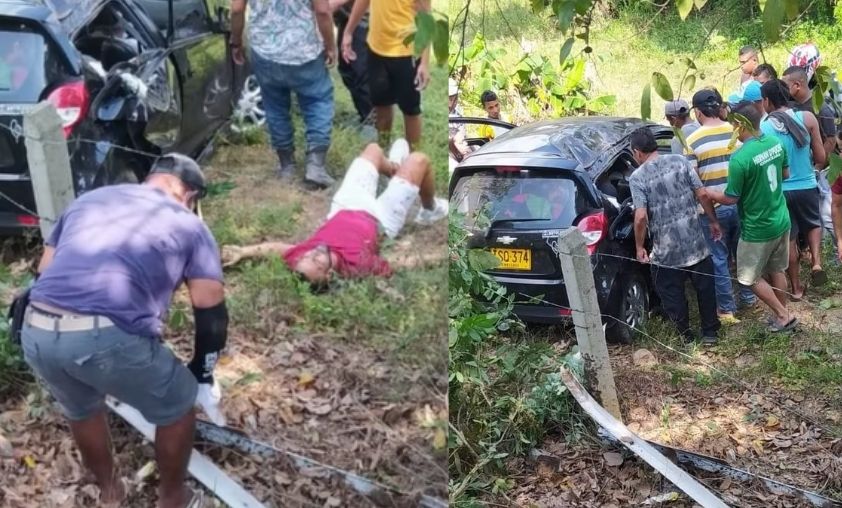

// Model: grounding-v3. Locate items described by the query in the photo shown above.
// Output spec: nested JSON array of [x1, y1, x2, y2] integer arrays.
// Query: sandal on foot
[[768, 317, 798, 333], [811, 269, 828, 287]]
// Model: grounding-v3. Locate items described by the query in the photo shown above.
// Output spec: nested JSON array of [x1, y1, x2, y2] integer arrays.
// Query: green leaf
[[468, 249, 501, 272], [531, 0, 545, 14], [676, 0, 693, 19], [812, 91, 824, 114], [694, 0, 708, 8], [762, 0, 785, 42], [828, 153, 842, 187], [784, 0, 800, 19], [651, 72, 674, 101], [413, 11, 436, 56], [683, 74, 696, 91], [682, 57, 697, 70], [564, 59, 586, 91], [673, 126, 690, 153], [555, 2, 576, 33], [559, 37, 575, 66], [818, 298, 841, 310], [432, 18, 449, 65], [641, 84, 652, 120], [573, 0, 592, 15]]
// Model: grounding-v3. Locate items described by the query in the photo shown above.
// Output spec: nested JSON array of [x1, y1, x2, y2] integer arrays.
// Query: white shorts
[[328, 157, 419, 239]]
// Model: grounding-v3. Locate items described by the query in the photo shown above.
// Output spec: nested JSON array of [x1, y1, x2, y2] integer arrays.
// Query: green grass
[[449, 0, 842, 119]]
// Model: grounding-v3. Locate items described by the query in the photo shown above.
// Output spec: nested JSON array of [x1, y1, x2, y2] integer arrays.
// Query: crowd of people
[[633, 43, 841, 344]]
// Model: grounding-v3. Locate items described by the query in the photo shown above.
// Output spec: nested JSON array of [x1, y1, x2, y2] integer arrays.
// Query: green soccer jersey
[[724, 134, 791, 242]]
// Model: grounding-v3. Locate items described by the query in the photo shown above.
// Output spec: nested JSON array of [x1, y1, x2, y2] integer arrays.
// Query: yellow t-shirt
[[367, 0, 416, 57]]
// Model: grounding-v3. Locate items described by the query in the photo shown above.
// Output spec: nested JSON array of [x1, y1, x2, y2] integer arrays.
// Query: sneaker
[[700, 335, 718, 347], [414, 198, 448, 225], [388, 138, 410, 166]]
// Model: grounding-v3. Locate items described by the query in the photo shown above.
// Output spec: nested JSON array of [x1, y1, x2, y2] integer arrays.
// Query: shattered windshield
[[479, 118, 645, 168]]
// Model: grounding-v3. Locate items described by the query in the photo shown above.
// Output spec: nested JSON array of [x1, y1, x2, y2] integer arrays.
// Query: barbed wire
[[574, 249, 819, 302], [509, 288, 842, 440]]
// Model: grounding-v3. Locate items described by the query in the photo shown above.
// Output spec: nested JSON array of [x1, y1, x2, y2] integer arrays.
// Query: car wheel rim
[[624, 281, 646, 329], [231, 75, 265, 133]]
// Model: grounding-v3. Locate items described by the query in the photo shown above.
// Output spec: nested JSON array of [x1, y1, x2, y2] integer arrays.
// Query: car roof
[[0, 0, 54, 22], [467, 116, 655, 169], [0, 0, 109, 36]]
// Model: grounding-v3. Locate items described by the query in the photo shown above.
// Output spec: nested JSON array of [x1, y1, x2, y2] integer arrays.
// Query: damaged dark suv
[[450, 118, 675, 343], [0, 0, 245, 233]]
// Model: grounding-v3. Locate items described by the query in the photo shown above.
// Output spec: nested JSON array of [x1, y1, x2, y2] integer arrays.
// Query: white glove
[[195, 380, 226, 426]]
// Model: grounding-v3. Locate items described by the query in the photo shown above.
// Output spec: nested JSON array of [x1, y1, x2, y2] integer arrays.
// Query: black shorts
[[784, 187, 822, 240], [367, 47, 422, 116]]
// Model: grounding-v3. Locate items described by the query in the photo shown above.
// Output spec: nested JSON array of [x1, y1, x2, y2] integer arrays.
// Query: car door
[[133, 0, 235, 156]]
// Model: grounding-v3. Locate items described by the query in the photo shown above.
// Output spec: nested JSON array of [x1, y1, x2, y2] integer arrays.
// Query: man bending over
[[222, 141, 448, 284]]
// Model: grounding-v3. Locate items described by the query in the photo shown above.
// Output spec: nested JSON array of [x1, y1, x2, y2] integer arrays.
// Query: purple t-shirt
[[31, 184, 223, 338]]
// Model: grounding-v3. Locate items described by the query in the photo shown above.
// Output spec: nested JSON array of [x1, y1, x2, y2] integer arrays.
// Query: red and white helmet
[[786, 43, 821, 81]]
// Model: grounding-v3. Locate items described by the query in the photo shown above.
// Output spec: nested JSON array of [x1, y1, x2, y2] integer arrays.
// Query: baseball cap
[[449, 78, 458, 96], [692, 89, 722, 109], [742, 80, 762, 102], [149, 153, 207, 199], [727, 92, 743, 106], [664, 99, 690, 116]]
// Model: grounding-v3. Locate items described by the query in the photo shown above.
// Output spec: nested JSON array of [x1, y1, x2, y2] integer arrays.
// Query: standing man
[[342, 0, 431, 150], [330, 0, 373, 127], [685, 88, 757, 323], [782, 66, 838, 157], [20, 155, 228, 508], [665, 99, 700, 155], [760, 79, 827, 296], [738, 46, 759, 87], [707, 103, 797, 333], [753, 63, 778, 84], [629, 127, 721, 345], [230, 0, 338, 188]]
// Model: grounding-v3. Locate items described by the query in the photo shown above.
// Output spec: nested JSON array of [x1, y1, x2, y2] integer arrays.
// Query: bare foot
[[100, 477, 126, 506], [159, 486, 197, 508]]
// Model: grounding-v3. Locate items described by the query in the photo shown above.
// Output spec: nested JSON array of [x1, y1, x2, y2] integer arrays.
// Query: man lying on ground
[[221, 140, 448, 285]]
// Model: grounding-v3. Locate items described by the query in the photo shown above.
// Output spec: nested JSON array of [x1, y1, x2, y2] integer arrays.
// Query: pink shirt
[[284, 210, 392, 278]]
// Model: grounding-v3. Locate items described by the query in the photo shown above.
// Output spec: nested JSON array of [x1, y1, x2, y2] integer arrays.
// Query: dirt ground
[[503, 298, 842, 508], [0, 142, 448, 507]]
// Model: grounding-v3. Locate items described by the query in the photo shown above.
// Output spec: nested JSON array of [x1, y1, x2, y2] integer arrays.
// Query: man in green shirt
[[707, 102, 797, 333]]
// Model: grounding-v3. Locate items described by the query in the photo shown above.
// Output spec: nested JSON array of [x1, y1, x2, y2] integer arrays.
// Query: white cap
[[449, 78, 458, 96]]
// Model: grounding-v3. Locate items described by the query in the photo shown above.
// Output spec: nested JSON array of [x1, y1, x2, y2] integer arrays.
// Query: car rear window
[[451, 170, 588, 229], [0, 20, 66, 103]]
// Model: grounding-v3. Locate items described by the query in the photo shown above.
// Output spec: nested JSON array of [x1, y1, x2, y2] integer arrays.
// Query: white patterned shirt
[[247, 0, 323, 65]]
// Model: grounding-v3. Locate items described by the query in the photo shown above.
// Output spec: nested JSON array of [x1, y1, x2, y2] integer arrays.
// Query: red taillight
[[17, 215, 39, 226], [46, 81, 89, 138], [558, 308, 572, 316], [576, 212, 607, 255]]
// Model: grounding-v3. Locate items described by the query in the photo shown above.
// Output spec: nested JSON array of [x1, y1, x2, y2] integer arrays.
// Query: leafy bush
[[0, 306, 31, 397], [448, 212, 583, 505], [450, 31, 616, 122]]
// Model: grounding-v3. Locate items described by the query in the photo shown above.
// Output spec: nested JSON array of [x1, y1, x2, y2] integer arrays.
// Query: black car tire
[[605, 271, 649, 344]]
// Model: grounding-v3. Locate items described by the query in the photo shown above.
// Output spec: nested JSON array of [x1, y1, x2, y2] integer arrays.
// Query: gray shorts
[[21, 311, 197, 426]]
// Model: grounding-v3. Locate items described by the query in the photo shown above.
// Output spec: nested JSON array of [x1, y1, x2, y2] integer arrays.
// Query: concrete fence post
[[556, 228, 621, 420], [23, 102, 75, 239]]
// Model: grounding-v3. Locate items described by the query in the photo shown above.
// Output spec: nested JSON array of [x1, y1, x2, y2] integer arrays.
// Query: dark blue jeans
[[251, 50, 334, 151], [699, 204, 756, 313]]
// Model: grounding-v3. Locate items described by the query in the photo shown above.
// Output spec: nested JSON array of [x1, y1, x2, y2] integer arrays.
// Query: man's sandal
[[768, 317, 798, 333], [811, 269, 828, 287]]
